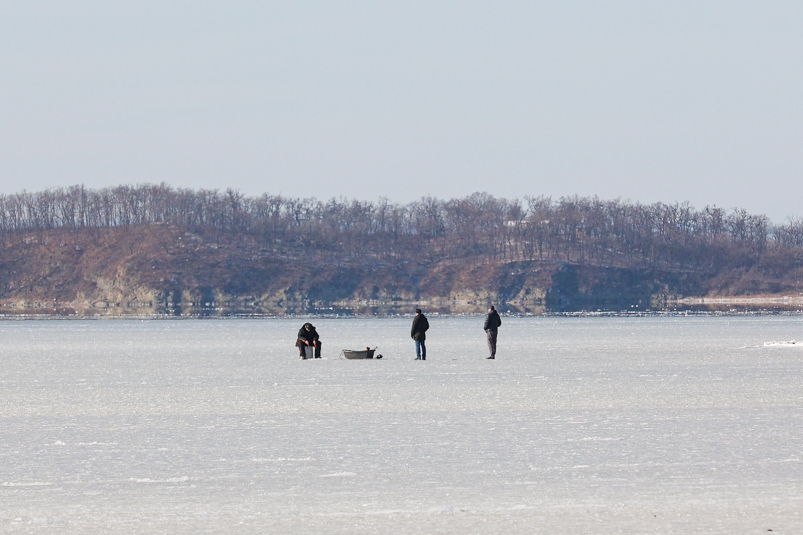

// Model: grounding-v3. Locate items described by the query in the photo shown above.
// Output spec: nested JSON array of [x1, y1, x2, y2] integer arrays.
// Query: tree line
[[2, 184, 802, 275]]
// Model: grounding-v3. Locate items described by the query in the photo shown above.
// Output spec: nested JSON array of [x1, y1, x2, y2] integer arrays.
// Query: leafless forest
[[2, 184, 803, 273]]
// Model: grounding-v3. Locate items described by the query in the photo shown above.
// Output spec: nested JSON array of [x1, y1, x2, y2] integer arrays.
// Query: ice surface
[[764, 340, 803, 347], [1, 316, 803, 533]]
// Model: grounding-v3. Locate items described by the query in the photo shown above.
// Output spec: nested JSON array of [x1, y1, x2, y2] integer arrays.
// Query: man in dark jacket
[[483, 306, 502, 359], [296, 323, 322, 359], [411, 308, 429, 360]]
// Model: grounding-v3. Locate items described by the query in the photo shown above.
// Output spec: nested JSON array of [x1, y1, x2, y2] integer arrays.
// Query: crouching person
[[296, 323, 322, 359]]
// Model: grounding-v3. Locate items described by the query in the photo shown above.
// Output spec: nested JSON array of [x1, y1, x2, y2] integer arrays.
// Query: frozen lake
[[1, 316, 802, 533]]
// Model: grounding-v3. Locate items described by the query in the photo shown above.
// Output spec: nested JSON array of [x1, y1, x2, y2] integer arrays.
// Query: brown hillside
[[1, 224, 802, 315]]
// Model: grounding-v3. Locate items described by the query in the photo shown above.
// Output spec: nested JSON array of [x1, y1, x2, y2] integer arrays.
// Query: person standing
[[411, 308, 429, 360], [483, 305, 502, 359]]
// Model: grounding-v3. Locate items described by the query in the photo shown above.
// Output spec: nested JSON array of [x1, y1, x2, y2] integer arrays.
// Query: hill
[[1, 186, 802, 315]]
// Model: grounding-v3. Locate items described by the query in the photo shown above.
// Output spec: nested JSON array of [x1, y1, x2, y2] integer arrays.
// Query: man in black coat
[[296, 323, 322, 359], [411, 308, 429, 360], [483, 306, 502, 359]]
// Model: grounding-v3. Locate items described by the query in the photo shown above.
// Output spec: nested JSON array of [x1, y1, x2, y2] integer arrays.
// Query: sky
[[1, 1, 802, 221]]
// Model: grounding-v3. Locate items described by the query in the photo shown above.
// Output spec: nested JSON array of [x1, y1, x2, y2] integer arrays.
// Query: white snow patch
[[252, 457, 314, 463], [31, 517, 64, 524], [320, 472, 357, 478], [129, 476, 190, 484], [3, 482, 52, 487], [427, 505, 468, 513]]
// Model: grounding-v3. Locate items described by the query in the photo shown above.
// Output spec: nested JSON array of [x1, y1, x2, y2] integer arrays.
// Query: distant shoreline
[[2, 303, 803, 320], [677, 295, 803, 305]]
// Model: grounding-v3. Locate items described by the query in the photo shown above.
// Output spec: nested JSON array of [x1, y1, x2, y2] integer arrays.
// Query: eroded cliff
[[0, 224, 798, 315]]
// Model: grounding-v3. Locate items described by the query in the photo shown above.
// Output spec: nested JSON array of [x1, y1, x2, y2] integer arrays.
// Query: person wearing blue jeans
[[411, 308, 429, 360], [415, 339, 426, 360]]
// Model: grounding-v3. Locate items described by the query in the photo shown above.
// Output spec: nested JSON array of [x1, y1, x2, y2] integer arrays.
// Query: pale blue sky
[[1, 1, 801, 220]]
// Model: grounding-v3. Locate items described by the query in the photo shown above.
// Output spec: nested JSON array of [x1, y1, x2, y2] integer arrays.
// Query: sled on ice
[[341, 347, 382, 359]]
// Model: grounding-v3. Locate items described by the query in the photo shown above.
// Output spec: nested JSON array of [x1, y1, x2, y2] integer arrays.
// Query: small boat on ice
[[341, 347, 382, 359]]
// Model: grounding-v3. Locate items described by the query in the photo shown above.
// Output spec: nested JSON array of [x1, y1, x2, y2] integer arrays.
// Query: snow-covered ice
[[764, 340, 803, 347], [1, 316, 802, 533]]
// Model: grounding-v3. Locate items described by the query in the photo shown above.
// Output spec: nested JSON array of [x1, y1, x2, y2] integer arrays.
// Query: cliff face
[[0, 224, 798, 316], [0, 225, 544, 315]]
